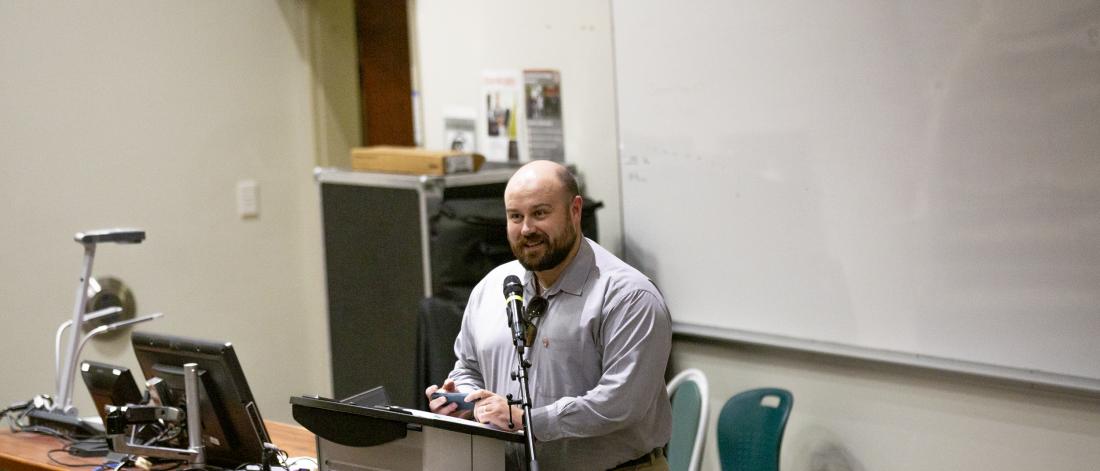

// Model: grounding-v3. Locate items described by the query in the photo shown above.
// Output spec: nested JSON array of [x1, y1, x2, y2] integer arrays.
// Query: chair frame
[[666, 368, 709, 471]]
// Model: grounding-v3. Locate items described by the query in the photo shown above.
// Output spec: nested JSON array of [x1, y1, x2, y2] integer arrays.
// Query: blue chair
[[665, 368, 708, 471], [716, 388, 793, 471]]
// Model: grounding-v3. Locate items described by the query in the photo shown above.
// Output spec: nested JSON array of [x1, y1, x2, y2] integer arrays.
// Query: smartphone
[[430, 391, 476, 411]]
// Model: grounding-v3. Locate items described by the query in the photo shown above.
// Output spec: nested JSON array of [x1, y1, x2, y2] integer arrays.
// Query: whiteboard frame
[[672, 322, 1100, 395]]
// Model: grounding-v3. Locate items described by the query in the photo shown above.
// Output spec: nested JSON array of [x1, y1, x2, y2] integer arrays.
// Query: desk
[[0, 421, 315, 471]]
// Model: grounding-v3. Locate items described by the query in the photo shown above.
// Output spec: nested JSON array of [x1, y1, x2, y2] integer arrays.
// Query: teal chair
[[716, 388, 793, 471], [665, 369, 708, 471]]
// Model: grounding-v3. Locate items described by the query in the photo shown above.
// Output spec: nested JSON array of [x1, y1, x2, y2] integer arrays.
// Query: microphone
[[59, 312, 163, 413], [503, 275, 526, 346], [55, 306, 124, 389]]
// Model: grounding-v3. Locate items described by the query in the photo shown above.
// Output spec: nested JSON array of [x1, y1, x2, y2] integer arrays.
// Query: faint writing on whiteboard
[[621, 144, 716, 182], [622, 154, 647, 182]]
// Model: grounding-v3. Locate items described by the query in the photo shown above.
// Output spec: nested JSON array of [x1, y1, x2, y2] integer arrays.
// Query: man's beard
[[512, 223, 577, 272]]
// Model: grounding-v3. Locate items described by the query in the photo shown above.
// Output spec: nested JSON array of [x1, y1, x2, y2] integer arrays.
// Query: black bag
[[430, 198, 513, 301], [415, 296, 466, 410]]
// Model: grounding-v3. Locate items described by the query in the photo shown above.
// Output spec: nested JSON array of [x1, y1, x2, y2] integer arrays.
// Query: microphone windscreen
[[503, 275, 523, 296]]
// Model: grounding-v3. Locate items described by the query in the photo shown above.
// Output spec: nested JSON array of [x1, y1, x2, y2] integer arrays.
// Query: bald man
[[425, 161, 673, 470]]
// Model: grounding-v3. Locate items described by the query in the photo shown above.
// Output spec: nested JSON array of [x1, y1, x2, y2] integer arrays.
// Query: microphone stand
[[56, 228, 145, 415], [506, 302, 539, 471]]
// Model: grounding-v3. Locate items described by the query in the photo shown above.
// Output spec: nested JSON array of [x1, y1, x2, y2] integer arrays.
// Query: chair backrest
[[666, 368, 709, 471], [716, 388, 793, 471]]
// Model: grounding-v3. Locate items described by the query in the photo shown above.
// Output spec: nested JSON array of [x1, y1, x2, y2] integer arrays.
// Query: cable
[[147, 459, 188, 471], [5, 406, 37, 434], [285, 456, 319, 470], [46, 448, 102, 468], [1, 400, 33, 428], [0, 402, 26, 416], [142, 422, 182, 445], [276, 446, 289, 465], [152, 463, 186, 471], [233, 444, 293, 471]]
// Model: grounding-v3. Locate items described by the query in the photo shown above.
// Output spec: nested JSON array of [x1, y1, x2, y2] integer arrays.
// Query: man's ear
[[571, 195, 584, 224]]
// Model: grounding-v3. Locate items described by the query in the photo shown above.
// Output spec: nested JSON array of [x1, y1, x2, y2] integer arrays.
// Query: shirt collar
[[524, 237, 594, 298]]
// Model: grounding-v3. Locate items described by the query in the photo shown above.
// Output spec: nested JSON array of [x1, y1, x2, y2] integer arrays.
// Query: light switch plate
[[236, 179, 259, 219]]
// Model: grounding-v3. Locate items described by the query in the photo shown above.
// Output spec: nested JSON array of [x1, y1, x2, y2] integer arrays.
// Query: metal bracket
[[108, 363, 206, 465]]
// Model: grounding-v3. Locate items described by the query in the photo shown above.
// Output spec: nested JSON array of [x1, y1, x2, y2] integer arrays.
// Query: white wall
[[411, 0, 623, 253], [414, 2, 1100, 470], [0, 1, 334, 423]]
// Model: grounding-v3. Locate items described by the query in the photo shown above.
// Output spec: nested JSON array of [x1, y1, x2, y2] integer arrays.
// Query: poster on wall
[[443, 107, 478, 153], [524, 69, 565, 162], [480, 70, 524, 163]]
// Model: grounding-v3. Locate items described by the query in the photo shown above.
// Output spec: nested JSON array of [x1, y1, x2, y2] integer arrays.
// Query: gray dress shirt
[[449, 238, 673, 470]]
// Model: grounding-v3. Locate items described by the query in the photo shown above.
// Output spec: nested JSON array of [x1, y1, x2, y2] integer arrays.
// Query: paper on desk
[[405, 408, 524, 435]]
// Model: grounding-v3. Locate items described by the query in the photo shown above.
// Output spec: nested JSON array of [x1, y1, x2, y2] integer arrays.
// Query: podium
[[291, 396, 524, 471]]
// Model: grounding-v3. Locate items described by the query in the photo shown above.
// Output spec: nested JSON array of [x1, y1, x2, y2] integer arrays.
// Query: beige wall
[[0, 0, 343, 423], [308, 0, 361, 168]]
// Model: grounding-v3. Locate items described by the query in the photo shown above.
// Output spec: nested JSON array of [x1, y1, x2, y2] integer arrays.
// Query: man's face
[[505, 187, 578, 272]]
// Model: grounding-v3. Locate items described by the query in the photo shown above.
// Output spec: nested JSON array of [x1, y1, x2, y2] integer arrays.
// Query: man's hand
[[466, 390, 524, 432], [425, 379, 473, 419]]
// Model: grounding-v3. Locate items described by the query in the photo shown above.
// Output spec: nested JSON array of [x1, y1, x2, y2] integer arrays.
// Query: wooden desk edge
[[267, 420, 317, 458], [0, 420, 315, 471]]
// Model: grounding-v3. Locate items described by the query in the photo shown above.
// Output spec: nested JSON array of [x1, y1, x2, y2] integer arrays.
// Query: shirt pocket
[[532, 336, 593, 405]]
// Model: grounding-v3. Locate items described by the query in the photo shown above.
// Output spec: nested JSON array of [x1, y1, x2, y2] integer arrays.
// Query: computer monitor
[[80, 360, 144, 425], [130, 331, 271, 468]]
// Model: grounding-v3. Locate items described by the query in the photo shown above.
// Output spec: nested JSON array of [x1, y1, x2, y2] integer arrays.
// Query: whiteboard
[[612, 0, 1100, 389]]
